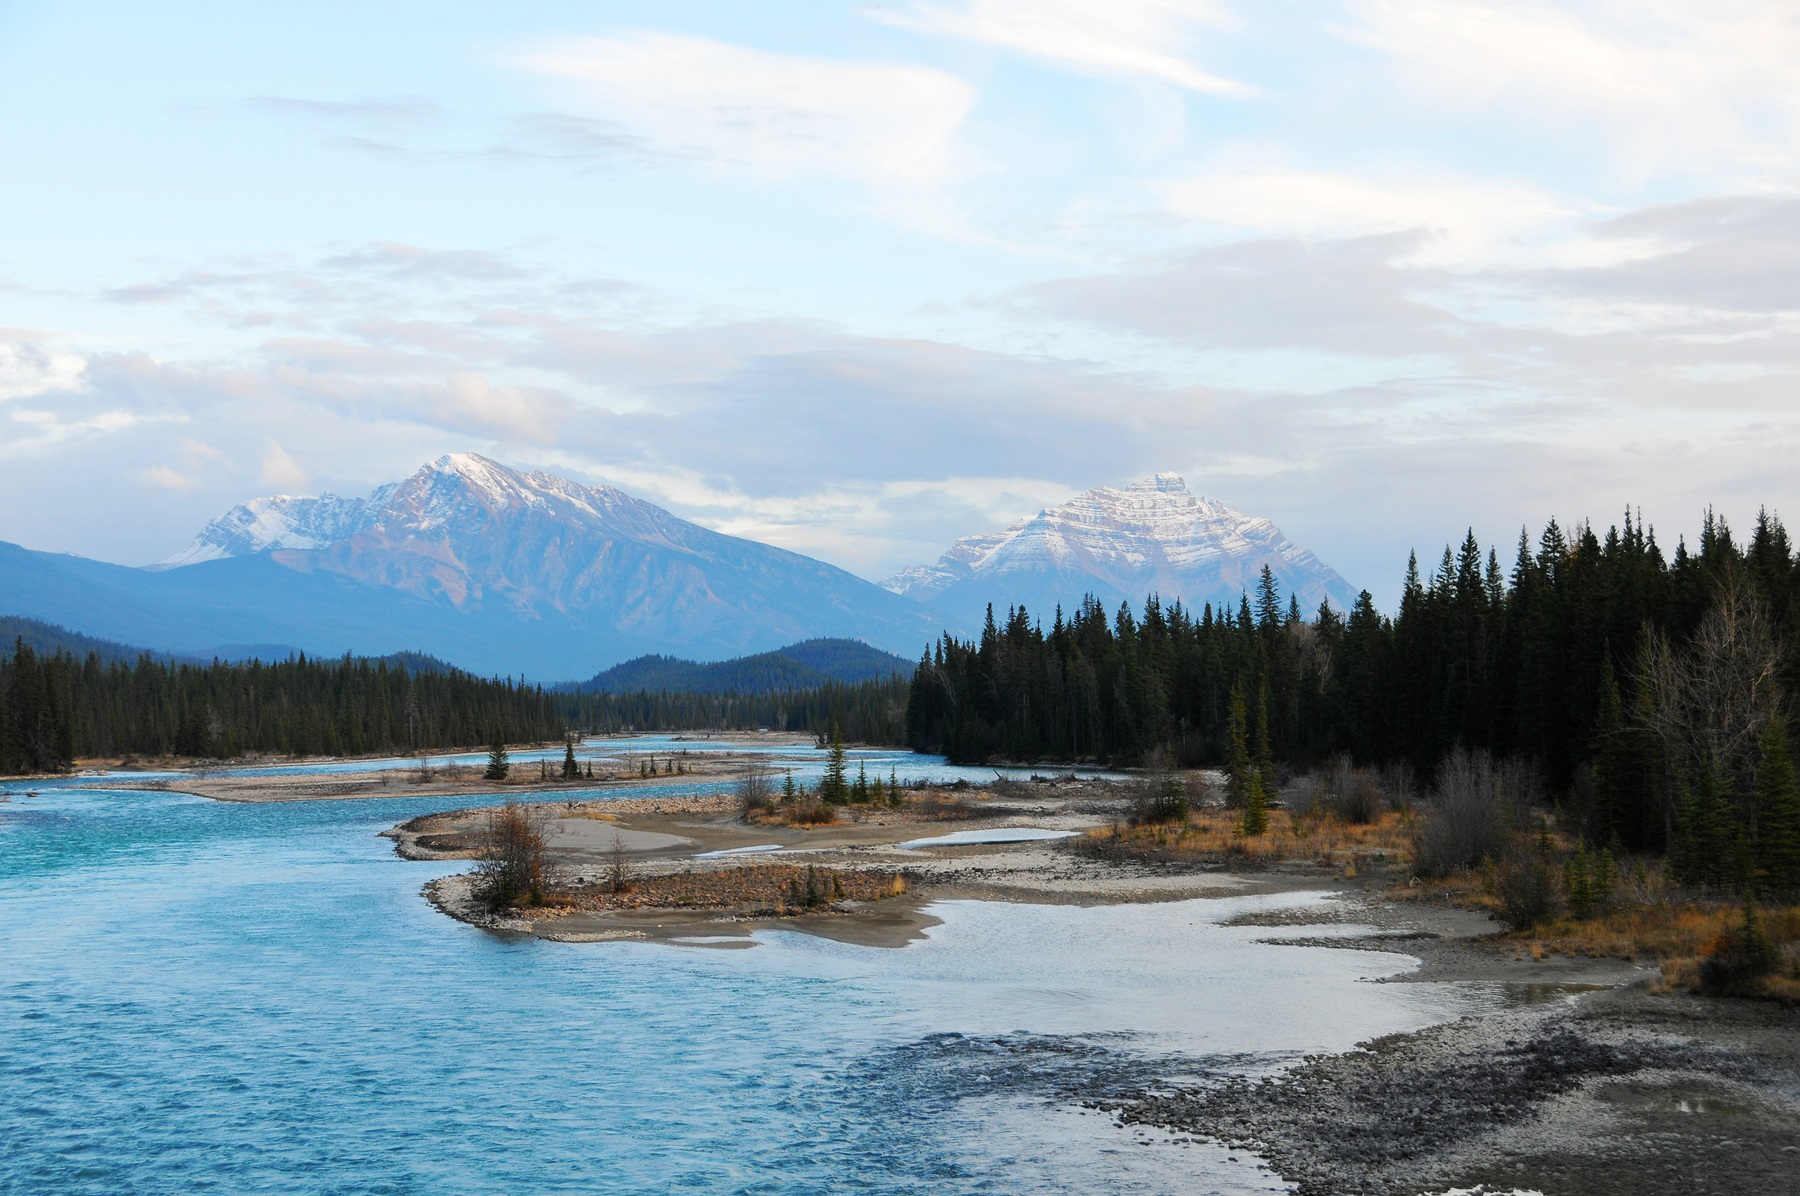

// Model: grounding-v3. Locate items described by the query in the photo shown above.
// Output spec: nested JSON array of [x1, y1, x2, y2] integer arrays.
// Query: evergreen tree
[[1224, 685, 1251, 809], [485, 732, 510, 781], [1753, 718, 1800, 897], [562, 737, 580, 779], [782, 770, 797, 802], [1254, 680, 1277, 797], [1673, 762, 1742, 891], [1241, 769, 1269, 835], [820, 721, 849, 803], [855, 760, 869, 803]]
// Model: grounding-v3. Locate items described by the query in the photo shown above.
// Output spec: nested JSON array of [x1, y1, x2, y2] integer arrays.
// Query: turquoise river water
[[1, 738, 1493, 1194]]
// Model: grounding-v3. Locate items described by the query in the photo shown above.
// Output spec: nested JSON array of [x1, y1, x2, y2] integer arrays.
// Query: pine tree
[[562, 737, 580, 779], [1224, 685, 1250, 809], [782, 770, 797, 803], [855, 760, 869, 803], [485, 731, 510, 781], [1241, 770, 1269, 835], [1254, 680, 1277, 797], [1674, 763, 1742, 891], [1753, 718, 1800, 897], [820, 721, 849, 803]]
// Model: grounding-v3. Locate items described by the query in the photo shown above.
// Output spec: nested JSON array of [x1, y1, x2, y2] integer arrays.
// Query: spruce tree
[[485, 731, 510, 781], [1753, 718, 1800, 897], [855, 760, 869, 803], [1224, 685, 1250, 809], [1254, 680, 1277, 797], [1241, 770, 1269, 836], [1674, 763, 1741, 891], [562, 737, 580, 779], [782, 770, 797, 802], [820, 721, 849, 803]]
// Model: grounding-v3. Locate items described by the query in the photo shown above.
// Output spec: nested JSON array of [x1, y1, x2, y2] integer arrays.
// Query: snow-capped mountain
[[7, 454, 943, 677], [160, 487, 396, 567], [884, 474, 1358, 625]]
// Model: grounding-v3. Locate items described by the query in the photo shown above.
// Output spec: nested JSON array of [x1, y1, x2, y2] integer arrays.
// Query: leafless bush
[[1323, 754, 1383, 824], [1375, 761, 1415, 811], [606, 830, 631, 894], [1412, 748, 1534, 877], [475, 802, 550, 909], [737, 766, 775, 816], [1496, 844, 1561, 930]]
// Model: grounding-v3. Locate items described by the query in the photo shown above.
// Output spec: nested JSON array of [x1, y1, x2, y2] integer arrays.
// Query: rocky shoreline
[[1097, 971, 1799, 1195]]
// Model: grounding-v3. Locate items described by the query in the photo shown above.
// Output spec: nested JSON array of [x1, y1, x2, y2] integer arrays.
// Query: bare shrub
[[1324, 755, 1383, 824], [606, 831, 632, 894], [1496, 842, 1561, 930], [1412, 748, 1526, 877], [475, 802, 549, 909], [737, 766, 775, 817], [1375, 761, 1416, 812]]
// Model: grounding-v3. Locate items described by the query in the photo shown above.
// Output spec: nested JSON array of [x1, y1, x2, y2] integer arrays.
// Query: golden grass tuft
[[1086, 806, 1413, 873]]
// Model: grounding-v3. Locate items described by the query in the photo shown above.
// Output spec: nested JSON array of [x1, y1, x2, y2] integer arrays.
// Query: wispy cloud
[[512, 32, 978, 191], [875, 0, 1251, 96]]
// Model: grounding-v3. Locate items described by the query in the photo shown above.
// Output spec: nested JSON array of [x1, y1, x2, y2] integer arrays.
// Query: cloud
[[139, 465, 202, 491], [0, 337, 87, 400], [1022, 234, 1466, 356], [1546, 194, 1800, 313], [1339, 1, 1800, 179], [876, 0, 1251, 96], [1158, 168, 1578, 267], [259, 440, 309, 490], [512, 32, 978, 190]]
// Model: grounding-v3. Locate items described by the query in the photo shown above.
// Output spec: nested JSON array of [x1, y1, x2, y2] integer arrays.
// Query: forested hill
[[0, 616, 200, 667], [580, 638, 914, 695]]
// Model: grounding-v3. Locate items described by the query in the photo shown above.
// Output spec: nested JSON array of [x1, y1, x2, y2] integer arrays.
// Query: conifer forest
[[905, 510, 1800, 889]]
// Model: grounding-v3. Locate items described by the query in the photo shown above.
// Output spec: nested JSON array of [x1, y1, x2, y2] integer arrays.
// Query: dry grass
[[1081, 806, 1415, 874], [1396, 861, 1800, 1002], [521, 863, 907, 917], [745, 800, 839, 827]]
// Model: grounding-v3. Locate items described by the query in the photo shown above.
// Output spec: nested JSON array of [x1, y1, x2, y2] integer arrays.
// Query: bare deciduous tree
[[1639, 574, 1785, 838]]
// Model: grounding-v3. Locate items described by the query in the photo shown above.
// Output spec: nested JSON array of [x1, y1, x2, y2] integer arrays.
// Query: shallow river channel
[[1, 742, 1495, 1194]]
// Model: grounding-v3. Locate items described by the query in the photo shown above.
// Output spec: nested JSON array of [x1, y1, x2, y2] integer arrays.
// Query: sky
[[3, 0, 1799, 608]]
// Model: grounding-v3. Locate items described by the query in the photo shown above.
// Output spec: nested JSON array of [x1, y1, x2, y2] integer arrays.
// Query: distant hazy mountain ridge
[[0, 454, 943, 677], [579, 638, 913, 695], [885, 473, 1357, 626]]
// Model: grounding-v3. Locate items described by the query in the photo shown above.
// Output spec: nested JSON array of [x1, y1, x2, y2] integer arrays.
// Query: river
[[1, 741, 1493, 1194]]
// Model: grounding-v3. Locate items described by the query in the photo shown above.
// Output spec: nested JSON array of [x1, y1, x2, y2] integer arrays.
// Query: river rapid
[[1, 740, 1494, 1195]]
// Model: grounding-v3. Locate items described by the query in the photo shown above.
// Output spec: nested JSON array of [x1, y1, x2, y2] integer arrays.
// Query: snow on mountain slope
[[884, 474, 1358, 624], [160, 487, 396, 567]]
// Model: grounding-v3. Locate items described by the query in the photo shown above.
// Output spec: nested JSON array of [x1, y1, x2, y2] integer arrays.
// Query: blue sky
[[3, 0, 1799, 606]]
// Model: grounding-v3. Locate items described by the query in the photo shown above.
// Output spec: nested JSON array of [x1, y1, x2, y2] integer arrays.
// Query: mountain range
[[0, 454, 941, 677], [883, 474, 1357, 627], [0, 457, 1359, 679]]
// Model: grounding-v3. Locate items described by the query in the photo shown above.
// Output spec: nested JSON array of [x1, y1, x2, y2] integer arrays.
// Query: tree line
[[0, 645, 565, 767], [564, 678, 908, 744], [905, 508, 1800, 888], [0, 639, 910, 773]]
